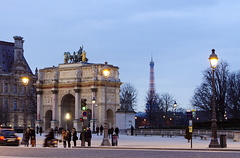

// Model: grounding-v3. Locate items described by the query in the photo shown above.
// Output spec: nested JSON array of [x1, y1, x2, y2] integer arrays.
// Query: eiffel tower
[[148, 56, 156, 99]]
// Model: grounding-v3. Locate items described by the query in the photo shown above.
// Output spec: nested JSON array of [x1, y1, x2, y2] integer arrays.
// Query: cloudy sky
[[1, 0, 240, 111]]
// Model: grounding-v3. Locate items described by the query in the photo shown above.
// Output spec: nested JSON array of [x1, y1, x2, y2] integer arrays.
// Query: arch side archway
[[61, 94, 75, 130]]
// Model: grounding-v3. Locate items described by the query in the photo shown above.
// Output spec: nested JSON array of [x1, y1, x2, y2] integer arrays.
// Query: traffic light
[[81, 99, 87, 111], [79, 117, 83, 122]]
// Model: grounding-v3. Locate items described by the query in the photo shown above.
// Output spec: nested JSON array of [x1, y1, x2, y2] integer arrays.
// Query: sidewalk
[[17, 133, 240, 151]]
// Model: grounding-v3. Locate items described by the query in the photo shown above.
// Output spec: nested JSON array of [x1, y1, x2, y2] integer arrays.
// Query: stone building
[[36, 55, 122, 132], [0, 36, 37, 128]]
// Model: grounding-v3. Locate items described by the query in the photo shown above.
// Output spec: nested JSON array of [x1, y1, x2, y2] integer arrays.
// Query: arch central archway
[[61, 94, 75, 130]]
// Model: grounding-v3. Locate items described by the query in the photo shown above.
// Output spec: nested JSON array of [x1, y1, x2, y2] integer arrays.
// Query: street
[[0, 146, 239, 158], [1, 133, 240, 158]]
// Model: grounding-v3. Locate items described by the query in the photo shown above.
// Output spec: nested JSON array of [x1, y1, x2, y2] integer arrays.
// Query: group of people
[[36, 125, 43, 136], [95, 126, 119, 138], [43, 127, 92, 148], [26, 125, 121, 148], [23, 128, 36, 147]]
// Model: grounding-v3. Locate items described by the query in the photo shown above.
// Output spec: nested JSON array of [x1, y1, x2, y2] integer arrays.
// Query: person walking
[[100, 125, 103, 136], [39, 126, 43, 136], [24, 128, 30, 147], [131, 125, 134, 136], [66, 129, 71, 148], [30, 128, 36, 147], [62, 129, 67, 148], [36, 125, 39, 134], [185, 126, 192, 143], [72, 128, 78, 147], [85, 127, 92, 146], [96, 126, 100, 136]]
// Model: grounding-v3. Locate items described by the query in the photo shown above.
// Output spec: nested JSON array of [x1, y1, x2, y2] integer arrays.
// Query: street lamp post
[[208, 49, 220, 148], [101, 62, 111, 146], [173, 101, 177, 126], [65, 113, 70, 130], [22, 77, 29, 132], [92, 97, 96, 133]]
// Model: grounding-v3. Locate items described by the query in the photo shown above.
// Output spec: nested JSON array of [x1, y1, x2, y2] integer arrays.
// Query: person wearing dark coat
[[115, 127, 119, 137], [185, 126, 192, 142], [96, 126, 100, 136], [131, 125, 134, 136], [100, 125, 103, 136], [44, 128, 54, 147], [85, 127, 92, 146], [30, 128, 36, 147], [36, 126, 39, 134], [24, 128, 30, 147], [66, 129, 72, 148], [39, 126, 43, 136], [72, 128, 78, 147]]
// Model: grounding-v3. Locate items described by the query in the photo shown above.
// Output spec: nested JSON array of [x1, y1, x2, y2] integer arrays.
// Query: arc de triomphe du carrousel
[[35, 47, 122, 132]]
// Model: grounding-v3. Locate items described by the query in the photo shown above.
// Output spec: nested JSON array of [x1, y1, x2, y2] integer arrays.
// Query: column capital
[[91, 86, 98, 92], [36, 90, 43, 95], [74, 87, 81, 93], [51, 88, 59, 94]]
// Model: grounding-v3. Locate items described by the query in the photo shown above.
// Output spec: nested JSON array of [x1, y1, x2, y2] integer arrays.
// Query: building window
[[13, 84, 17, 93], [4, 83, 8, 93], [4, 98, 8, 109], [13, 99, 17, 111]]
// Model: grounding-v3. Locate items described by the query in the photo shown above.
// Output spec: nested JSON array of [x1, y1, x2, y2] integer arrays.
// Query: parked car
[[0, 128, 20, 146]]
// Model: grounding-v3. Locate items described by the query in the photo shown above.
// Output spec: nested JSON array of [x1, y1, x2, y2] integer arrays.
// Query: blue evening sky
[[1, 0, 240, 111]]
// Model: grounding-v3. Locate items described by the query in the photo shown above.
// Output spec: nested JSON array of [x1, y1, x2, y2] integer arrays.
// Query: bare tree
[[191, 61, 229, 121], [145, 93, 161, 127], [120, 83, 138, 111], [226, 71, 240, 118]]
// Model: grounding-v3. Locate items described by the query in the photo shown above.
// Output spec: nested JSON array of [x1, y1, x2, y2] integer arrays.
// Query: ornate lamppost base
[[101, 138, 110, 146], [209, 139, 220, 148]]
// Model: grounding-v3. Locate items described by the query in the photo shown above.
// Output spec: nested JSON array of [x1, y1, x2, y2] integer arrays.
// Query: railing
[[126, 129, 236, 138]]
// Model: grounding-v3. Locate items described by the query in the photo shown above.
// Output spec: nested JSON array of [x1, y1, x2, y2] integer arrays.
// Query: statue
[[63, 46, 88, 64], [64, 52, 69, 64], [81, 50, 88, 62]]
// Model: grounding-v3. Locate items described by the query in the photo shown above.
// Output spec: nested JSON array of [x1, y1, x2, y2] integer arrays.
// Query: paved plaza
[[17, 133, 240, 151]]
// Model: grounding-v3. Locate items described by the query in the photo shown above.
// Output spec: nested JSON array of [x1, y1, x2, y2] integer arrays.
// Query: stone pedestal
[[73, 119, 82, 132], [50, 120, 59, 130], [116, 110, 136, 134], [233, 131, 240, 142]]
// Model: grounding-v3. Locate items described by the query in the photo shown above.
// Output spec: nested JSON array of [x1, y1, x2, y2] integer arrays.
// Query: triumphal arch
[[35, 48, 122, 132]]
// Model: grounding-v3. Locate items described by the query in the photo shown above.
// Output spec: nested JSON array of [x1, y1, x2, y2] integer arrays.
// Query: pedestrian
[[131, 125, 134, 136], [67, 129, 71, 148], [54, 126, 58, 136], [24, 128, 30, 147], [36, 125, 39, 134], [100, 125, 103, 136], [58, 127, 63, 136], [96, 126, 100, 136], [39, 126, 43, 136], [80, 129, 86, 145], [30, 128, 36, 147], [185, 126, 192, 143], [72, 128, 78, 147], [85, 127, 92, 146], [115, 127, 119, 137], [62, 129, 67, 148], [108, 127, 113, 138], [43, 128, 55, 147]]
